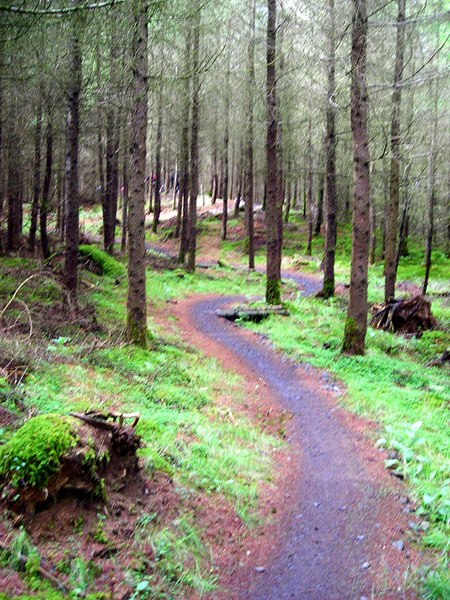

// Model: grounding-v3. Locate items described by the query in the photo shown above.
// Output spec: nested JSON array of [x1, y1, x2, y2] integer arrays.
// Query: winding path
[[170, 275, 420, 600]]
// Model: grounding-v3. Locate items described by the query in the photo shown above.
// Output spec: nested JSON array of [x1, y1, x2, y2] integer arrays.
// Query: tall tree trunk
[[40, 117, 53, 260], [57, 149, 65, 241], [284, 180, 291, 224], [29, 101, 43, 253], [121, 130, 129, 252], [314, 173, 324, 236], [64, 6, 83, 299], [127, 0, 148, 346], [265, 0, 282, 304], [370, 201, 376, 265], [384, 0, 406, 302], [0, 41, 3, 246], [423, 93, 438, 295], [306, 117, 314, 256], [177, 27, 191, 260], [322, 0, 338, 298], [104, 110, 119, 253], [210, 110, 218, 205], [396, 161, 411, 268], [6, 138, 21, 252], [96, 43, 105, 210], [342, 0, 371, 355], [172, 160, 178, 210], [153, 89, 163, 234], [222, 60, 230, 241], [187, 4, 201, 272]]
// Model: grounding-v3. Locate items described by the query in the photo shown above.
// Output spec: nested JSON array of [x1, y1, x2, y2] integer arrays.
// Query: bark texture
[[187, 5, 201, 272], [40, 117, 53, 260], [384, 0, 406, 302], [322, 0, 338, 298], [127, 0, 148, 346], [265, 0, 282, 304], [342, 0, 371, 355], [243, 0, 255, 269], [64, 6, 83, 298], [29, 102, 42, 253], [222, 60, 230, 241], [177, 27, 191, 260]]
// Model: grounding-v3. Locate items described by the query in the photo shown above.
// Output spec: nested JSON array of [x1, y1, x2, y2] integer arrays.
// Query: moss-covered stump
[[78, 244, 126, 278], [0, 413, 141, 514]]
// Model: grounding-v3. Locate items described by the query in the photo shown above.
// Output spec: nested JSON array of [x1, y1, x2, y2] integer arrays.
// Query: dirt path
[[168, 282, 422, 599]]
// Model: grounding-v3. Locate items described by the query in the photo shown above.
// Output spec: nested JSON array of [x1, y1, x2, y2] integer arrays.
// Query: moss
[[342, 316, 365, 355], [126, 317, 148, 349], [322, 278, 335, 299], [266, 277, 281, 305], [79, 245, 125, 278], [0, 415, 79, 489]]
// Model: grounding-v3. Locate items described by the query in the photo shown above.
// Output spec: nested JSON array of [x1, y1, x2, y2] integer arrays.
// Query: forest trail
[[167, 280, 422, 599]]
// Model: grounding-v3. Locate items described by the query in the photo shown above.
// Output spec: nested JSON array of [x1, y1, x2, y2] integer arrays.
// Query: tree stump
[[0, 411, 141, 515], [371, 295, 437, 334]]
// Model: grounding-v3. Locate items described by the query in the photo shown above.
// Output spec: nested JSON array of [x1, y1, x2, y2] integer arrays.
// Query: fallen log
[[217, 306, 289, 323], [428, 350, 450, 367], [371, 295, 437, 334], [0, 544, 70, 595]]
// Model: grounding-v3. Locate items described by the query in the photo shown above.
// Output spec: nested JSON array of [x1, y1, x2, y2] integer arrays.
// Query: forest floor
[[0, 198, 448, 599], [163, 293, 424, 599]]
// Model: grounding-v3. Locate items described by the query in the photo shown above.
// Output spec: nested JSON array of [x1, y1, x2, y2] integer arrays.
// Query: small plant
[[93, 514, 109, 545], [134, 512, 158, 546], [70, 556, 99, 598], [129, 579, 152, 600], [6, 527, 34, 570], [72, 516, 85, 535]]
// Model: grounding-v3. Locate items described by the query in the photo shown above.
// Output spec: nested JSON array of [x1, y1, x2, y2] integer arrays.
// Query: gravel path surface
[[177, 276, 419, 600]]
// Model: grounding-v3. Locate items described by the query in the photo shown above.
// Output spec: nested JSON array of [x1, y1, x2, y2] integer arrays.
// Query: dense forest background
[[0, 1, 449, 599], [0, 0, 448, 329]]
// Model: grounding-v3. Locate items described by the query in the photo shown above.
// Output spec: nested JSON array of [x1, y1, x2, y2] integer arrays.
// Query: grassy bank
[[0, 253, 279, 599]]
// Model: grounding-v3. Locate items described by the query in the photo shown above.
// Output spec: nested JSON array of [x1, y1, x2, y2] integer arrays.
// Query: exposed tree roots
[[371, 295, 437, 334]]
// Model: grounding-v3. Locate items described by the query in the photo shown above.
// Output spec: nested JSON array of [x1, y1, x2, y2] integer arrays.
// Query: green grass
[[1, 211, 449, 598], [244, 293, 449, 596], [0, 255, 279, 599]]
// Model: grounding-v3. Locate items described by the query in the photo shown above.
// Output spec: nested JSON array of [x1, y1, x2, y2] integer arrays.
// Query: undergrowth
[[0, 253, 276, 599], [245, 293, 449, 596]]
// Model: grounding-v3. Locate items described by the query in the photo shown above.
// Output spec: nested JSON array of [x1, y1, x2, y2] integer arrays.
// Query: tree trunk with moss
[[29, 101, 42, 253], [306, 116, 314, 256], [177, 25, 191, 261], [384, 0, 406, 302], [64, 4, 83, 300], [342, 0, 371, 356], [127, 0, 148, 347], [222, 58, 230, 242], [40, 115, 53, 260], [153, 89, 163, 234], [186, 3, 201, 272], [322, 0, 338, 298], [243, 0, 255, 269], [265, 0, 282, 304]]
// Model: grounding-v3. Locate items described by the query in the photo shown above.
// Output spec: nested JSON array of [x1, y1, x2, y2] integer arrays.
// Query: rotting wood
[[371, 295, 437, 334], [217, 306, 289, 322], [0, 544, 69, 595], [70, 410, 140, 429]]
